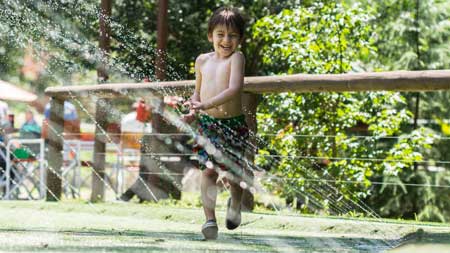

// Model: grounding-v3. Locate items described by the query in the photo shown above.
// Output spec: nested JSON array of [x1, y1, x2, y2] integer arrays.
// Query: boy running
[[184, 6, 248, 240]]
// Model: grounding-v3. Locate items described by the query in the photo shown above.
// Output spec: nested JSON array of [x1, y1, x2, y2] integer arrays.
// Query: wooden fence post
[[90, 98, 108, 202], [91, 0, 112, 202], [242, 92, 260, 211], [47, 97, 64, 201]]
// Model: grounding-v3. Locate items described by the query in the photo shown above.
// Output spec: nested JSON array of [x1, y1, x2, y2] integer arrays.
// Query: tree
[[251, 3, 436, 217], [356, 0, 450, 221]]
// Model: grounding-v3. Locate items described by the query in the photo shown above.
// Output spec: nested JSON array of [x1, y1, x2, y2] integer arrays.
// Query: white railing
[[4, 139, 46, 200]]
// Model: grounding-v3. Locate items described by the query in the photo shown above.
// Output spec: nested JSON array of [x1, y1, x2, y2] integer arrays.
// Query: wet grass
[[0, 201, 449, 252]]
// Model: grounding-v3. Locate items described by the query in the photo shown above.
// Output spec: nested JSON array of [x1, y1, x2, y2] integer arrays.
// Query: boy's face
[[208, 25, 241, 58]]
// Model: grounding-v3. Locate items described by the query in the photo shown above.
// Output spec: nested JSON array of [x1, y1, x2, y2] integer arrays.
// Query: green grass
[[1, 200, 450, 252]]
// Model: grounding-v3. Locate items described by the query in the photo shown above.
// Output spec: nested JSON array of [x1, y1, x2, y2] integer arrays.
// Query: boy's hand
[[183, 100, 192, 108], [191, 101, 205, 110], [181, 111, 196, 124], [164, 96, 182, 108]]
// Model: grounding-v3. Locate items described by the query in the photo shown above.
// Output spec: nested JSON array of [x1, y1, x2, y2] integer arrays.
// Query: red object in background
[[106, 122, 121, 144], [136, 100, 151, 123]]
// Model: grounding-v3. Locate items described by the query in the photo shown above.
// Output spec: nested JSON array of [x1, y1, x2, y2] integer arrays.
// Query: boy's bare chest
[[201, 60, 231, 86]]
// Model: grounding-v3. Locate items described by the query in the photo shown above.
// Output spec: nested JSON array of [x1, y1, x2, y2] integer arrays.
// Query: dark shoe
[[201, 219, 218, 240], [226, 198, 241, 230], [119, 189, 135, 201]]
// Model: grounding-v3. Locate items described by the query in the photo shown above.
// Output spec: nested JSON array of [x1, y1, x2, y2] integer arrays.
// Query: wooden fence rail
[[44, 70, 450, 203], [46, 70, 450, 98]]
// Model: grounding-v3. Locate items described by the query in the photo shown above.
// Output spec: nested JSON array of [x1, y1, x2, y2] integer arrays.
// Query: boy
[[184, 7, 248, 240]]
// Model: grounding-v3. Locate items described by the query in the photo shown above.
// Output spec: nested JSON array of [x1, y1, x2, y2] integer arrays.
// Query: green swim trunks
[[193, 114, 249, 175]]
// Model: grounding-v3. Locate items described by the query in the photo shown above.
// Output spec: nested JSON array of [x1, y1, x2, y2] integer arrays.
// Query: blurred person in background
[[19, 110, 41, 139], [0, 100, 11, 140]]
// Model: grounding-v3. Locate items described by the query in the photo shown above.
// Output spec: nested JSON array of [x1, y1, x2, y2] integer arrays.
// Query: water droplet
[[197, 136, 206, 146], [175, 142, 184, 152], [205, 144, 216, 155], [205, 161, 214, 169]]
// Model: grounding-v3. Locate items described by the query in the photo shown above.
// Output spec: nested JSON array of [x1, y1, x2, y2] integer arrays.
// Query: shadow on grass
[[390, 230, 450, 251], [0, 227, 402, 252], [417, 231, 450, 244]]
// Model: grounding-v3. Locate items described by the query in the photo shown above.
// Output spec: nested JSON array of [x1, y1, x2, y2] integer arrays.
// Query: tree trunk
[[91, 0, 111, 202], [155, 0, 168, 82], [145, 0, 176, 199], [152, 0, 168, 133], [97, 0, 112, 83]]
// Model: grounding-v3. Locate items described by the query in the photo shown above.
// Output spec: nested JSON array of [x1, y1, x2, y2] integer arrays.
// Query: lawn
[[0, 201, 449, 252]]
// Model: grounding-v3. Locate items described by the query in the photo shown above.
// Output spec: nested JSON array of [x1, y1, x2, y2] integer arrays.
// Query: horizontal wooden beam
[[45, 70, 450, 98], [244, 70, 450, 93], [45, 80, 194, 99]]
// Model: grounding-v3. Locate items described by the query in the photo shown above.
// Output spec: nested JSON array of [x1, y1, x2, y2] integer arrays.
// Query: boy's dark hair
[[208, 7, 245, 39]]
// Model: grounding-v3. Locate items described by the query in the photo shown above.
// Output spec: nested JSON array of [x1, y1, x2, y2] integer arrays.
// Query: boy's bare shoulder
[[231, 51, 245, 62], [196, 53, 214, 65]]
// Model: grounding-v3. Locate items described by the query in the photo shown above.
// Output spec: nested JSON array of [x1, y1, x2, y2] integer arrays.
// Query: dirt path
[[0, 201, 449, 252]]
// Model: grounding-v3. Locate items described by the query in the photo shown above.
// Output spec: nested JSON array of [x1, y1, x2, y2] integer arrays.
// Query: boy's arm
[[182, 55, 203, 123], [193, 52, 245, 110], [191, 55, 203, 103]]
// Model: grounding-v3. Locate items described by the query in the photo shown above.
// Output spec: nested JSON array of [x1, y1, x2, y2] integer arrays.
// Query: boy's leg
[[201, 168, 219, 221], [228, 173, 243, 211], [241, 165, 255, 211], [201, 168, 219, 240], [226, 170, 243, 230]]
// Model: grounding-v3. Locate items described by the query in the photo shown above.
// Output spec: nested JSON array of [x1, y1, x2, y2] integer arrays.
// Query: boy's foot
[[201, 219, 218, 240], [226, 198, 241, 230]]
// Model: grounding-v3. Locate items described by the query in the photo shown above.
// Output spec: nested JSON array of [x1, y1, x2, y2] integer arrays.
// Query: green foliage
[[370, 168, 450, 222], [254, 2, 376, 211], [252, 3, 375, 74], [365, 0, 450, 71], [113, 0, 307, 80], [0, 0, 102, 90], [0, 40, 23, 80], [251, 2, 440, 219], [354, 0, 450, 222], [0, 1, 316, 86], [251, 0, 449, 222]]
